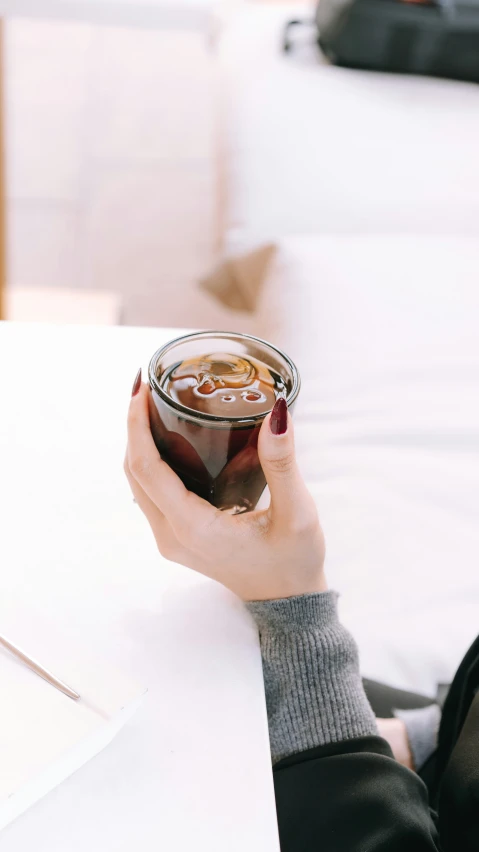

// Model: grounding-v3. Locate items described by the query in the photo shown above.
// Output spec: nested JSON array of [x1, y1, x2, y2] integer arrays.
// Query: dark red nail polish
[[131, 368, 142, 397], [270, 397, 288, 435]]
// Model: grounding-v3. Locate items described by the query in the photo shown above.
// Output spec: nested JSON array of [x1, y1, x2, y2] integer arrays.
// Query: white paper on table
[[0, 611, 145, 832]]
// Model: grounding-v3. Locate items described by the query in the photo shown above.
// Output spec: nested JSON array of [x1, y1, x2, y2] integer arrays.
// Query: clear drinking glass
[[148, 331, 300, 513]]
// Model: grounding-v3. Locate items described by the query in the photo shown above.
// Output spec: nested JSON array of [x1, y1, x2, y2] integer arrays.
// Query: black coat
[[274, 635, 479, 852]]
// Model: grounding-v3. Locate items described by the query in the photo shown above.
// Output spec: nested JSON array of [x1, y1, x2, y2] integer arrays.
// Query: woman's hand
[[124, 375, 326, 602]]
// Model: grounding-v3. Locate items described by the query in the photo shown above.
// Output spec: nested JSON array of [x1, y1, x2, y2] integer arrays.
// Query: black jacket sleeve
[[274, 736, 440, 852]]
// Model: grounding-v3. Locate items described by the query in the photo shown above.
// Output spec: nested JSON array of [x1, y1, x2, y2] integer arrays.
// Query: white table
[[0, 322, 279, 852]]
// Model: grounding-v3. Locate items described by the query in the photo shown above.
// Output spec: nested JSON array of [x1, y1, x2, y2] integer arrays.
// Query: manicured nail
[[131, 368, 142, 397], [270, 397, 288, 435]]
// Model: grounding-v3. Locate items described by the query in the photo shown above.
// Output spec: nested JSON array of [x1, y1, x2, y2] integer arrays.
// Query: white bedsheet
[[252, 235, 479, 696]]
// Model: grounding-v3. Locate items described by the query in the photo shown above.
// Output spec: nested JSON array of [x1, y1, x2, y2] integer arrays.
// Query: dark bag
[[284, 0, 479, 83]]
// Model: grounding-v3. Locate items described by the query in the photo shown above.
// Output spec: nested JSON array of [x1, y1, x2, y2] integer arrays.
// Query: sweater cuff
[[247, 590, 340, 632], [247, 590, 377, 764]]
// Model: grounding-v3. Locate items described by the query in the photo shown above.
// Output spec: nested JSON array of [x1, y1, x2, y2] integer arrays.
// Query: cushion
[[253, 235, 479, 695]]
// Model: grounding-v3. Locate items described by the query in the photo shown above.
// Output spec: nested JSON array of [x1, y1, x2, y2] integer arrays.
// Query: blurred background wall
[[2, 0, 225, 326]]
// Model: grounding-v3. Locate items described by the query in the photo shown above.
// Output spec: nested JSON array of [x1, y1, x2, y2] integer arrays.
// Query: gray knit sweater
[[247, 589, 440, 767], [246, 590, 378, 764]]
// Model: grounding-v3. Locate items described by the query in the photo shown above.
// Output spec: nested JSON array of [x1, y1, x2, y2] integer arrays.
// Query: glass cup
[[148, 331, 300, 513]]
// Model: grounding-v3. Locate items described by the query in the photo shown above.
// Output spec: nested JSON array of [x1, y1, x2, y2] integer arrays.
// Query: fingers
[[124, 453, 221, 580], [124, 452, 163, 525], [257, 400, 312, 526], [127, 379, 221, 547], [124, 454, 178, 560], [127, 381, 187, 522]]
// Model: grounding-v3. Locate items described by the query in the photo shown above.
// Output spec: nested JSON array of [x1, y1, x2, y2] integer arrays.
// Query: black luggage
[[284, 0, 479, 83]]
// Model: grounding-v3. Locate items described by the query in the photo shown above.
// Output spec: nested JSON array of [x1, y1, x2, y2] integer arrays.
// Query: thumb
[[258, 398, 306, 522]]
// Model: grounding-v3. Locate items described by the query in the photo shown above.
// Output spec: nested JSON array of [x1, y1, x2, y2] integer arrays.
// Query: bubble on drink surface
[[221, 395, 236, 403], [241, 390, 267, 403]]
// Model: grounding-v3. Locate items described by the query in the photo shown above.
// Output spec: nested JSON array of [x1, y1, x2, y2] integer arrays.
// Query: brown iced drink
[[148, 333, 300, 513]]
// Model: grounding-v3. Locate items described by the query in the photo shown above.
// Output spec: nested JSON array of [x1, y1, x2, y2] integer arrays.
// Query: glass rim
[[148, 330, 301, 425]]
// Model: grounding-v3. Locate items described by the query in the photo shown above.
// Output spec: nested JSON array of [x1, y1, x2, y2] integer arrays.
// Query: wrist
[[244, 568, 328, 604], [377, 718, 414, 770]]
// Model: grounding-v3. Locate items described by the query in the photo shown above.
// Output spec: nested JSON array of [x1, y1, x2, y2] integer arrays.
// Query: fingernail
[[131, 368, 142, 397], [270, 397, 288, 435]]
